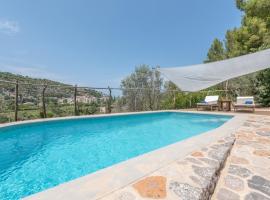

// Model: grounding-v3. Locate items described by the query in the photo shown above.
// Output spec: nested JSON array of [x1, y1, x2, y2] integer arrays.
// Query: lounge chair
[[197, 96, 219, 111], [233, 96, 255, 112]]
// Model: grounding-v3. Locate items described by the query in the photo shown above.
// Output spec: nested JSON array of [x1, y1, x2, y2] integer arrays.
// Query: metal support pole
[[14, 80, 19, 121], [74, 84, 78, 116], [42, 85, 47, 118], [151, 69, 155, 111], [225, 80, 229, 99]]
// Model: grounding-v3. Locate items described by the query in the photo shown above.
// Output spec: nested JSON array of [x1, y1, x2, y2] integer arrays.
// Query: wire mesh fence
[[0, 80, 122, 123], [0, 79, 237, 123]]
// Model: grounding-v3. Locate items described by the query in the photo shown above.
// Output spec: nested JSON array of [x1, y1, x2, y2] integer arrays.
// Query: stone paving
[[100, 115, 270, 200], [212, 115, 270, 200], [100, 135, 235, 200]]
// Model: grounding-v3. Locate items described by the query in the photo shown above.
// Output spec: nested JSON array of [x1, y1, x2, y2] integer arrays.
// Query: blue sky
[[0, 0, 242, 87]]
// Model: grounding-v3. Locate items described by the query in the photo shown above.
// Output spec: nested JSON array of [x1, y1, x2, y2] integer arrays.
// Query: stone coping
[[100, 134, 236, 200], [19, 111, 248, 200]]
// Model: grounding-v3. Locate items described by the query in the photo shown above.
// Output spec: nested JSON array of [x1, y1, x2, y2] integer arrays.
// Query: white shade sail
[[157, 49, 270, 92]]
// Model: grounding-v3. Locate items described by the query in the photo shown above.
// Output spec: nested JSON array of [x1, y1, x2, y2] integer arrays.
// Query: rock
[[236, 133, 255, 141], [256, 130, 270, 137], [185, 157, 203, 165], [133, 176, 167, 198], [224, 175, 244, 191], [115, 192, 136, 200], [228, 165, 252, 178], [210, 142, 232, 150], [236, 140, 254, 145], [201, 147, 208, 152], [244, 122, 252, 127], [230, 156, 249, 165], [199, 158, 220, 169], [177, 160, 188, 165], [244, 122, 260, 128], [208, 146, 228, 162], [248, 176, 270, 196], [245, 192, 270, 200], [217, 188, 240, 200], [253, 150, 270, 157], [169, 182, 202, 200], [189, 176, 208, 188], [191, 151, 204, 157], [192, 165, 216, 181], [256, 138, 270, 145], [224, 136, 235, 143]]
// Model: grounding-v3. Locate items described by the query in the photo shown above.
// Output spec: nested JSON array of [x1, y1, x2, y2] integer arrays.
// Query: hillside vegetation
[[0, 71, 104, 123]]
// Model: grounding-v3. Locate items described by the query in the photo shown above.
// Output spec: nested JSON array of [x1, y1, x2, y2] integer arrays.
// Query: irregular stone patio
[[101, 115, 270, 200], [212, 116, 270, 200]]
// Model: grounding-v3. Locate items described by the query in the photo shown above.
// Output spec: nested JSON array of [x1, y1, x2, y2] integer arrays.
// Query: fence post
[[152, 68, 155, 111], [74, 84, 78, 116], [42, 85, 47, 118], [107, 86, 112, 113], [173, 90, 176, 109], [14, 80, 19, 121]]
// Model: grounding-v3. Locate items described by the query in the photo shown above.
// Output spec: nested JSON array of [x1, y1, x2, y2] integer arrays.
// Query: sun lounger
[[233, 96, 255, 112], [197, 96, 219, 111]]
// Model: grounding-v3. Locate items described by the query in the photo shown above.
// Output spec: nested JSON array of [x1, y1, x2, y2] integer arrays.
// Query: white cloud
[[0, 20, 20, 35]]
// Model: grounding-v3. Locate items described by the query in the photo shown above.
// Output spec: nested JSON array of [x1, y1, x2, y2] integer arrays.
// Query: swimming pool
[[0, 112, 232, 200]]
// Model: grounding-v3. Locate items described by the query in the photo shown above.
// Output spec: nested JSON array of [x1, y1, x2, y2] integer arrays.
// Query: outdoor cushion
[[236, 96, 254, 105], [245, 100, 253, 104]]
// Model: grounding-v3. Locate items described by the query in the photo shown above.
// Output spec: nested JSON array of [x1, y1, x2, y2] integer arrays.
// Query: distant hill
[[0, 72, 105, 122], [0, 71, 102, 99], [0, 71, 70, 86]]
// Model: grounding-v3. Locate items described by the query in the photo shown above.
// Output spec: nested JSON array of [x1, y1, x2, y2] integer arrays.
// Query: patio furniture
[[197, 96, 219, 111], [219, 100, 232, 112], [233, 96, 255, 112]]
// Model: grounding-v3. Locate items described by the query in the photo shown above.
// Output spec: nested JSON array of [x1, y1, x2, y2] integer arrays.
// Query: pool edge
[[0, 110, 233, 129], [22, 111, 248, 200]]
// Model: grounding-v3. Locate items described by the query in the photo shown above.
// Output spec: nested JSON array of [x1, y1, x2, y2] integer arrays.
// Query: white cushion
[[236, 96, 254, 105], [205, 96, 219, 104]]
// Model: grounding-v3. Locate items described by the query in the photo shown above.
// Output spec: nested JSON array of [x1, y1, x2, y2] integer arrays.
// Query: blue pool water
[[0, 112, 232, 200]]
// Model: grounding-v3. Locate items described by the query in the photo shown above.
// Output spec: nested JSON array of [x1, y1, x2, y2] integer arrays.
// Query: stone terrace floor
[[99, 114, 270, 200], [212, 115, 270, 200]]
